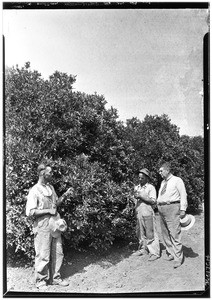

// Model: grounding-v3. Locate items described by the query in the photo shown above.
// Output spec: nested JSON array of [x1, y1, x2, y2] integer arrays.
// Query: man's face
[[159, 167, 169, 179], [43, 166, 53, 183], [139, 173, 148, 186]]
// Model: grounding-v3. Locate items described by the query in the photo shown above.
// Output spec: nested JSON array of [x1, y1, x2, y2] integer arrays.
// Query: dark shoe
[[148, 254, 159, 261], [52, 279, 69, 286], [173, 261, 182, 269], [164, 255, 174, 261]]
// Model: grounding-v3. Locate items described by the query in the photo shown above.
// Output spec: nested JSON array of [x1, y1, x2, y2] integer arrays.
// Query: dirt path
[[6, 212, 206, 295]]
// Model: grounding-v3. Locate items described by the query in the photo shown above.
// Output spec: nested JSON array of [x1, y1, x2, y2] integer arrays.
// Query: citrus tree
[[5, 63, 204, 260]]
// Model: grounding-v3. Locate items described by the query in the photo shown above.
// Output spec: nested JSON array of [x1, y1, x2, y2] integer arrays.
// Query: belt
[[158, 201, 180, 206]]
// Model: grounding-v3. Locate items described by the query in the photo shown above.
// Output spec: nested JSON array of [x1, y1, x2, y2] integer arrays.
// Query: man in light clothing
[[26, 163, 73, 290], [133, 168, 160, 261], [157, 162, 187, 268]]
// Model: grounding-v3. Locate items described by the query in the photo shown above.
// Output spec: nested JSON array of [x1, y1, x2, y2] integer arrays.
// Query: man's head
[[37, 163, 53, 183], [159, 162, 171, 180], [139, 168, 151, 186]]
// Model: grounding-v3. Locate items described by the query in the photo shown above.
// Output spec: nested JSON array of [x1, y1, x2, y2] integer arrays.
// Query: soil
[[6, 212, 208, 296]]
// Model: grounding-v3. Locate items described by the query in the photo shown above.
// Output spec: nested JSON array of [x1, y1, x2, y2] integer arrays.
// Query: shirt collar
[[165, 174, 173, 182], [37, 181, 50, 187]]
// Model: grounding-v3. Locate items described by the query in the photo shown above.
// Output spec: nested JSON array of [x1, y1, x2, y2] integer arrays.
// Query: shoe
[[148, 254, 159, 261], [164, 255, 174, 261], [173, 261, 182, 269], [132, 250, 146, 256], [52, 279, 69, 286]]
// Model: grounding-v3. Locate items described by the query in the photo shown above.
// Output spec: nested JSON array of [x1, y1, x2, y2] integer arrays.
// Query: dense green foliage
[[5, 63, 204, 259], [124, 116, 204, 211]]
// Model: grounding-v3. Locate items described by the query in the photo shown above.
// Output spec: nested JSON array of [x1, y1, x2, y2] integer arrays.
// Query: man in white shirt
[[133, 168, 160, 261], [157, 162, 187, 268], [26, 163, 73, 290]]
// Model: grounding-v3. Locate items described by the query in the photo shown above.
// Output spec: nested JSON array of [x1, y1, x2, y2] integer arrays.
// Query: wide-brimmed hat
[[180, 214, 195, 231], [139, 168, 151, 179], [49, 213, 67, 238]]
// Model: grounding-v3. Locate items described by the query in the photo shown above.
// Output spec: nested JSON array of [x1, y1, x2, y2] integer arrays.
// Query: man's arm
[[134, 186, 142, 207], [30, 207, 57, 217], [136, 188, 156, 205], [176, 178, 187, 211], [56, 187, 74, 206], [176, 177, 187, 218]]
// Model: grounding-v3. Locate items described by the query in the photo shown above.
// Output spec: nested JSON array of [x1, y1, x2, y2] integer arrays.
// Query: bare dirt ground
[[6, 212, 208, 296]]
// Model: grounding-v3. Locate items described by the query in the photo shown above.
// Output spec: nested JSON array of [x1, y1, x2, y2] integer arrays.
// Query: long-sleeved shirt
[[157, 174, 187, 211]]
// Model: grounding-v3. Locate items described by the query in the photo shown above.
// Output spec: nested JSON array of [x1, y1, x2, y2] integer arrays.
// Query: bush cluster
[[5, 63, 204, 259]]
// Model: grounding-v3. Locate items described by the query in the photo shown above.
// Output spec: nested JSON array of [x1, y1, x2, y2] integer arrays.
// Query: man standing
[[26, 163, 73, 290], [133, 168, 160, 261], [157, 162, 187, 268]]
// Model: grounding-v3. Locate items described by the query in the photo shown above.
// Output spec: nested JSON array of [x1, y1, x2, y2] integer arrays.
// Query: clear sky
[[3, 8, 208, 136]]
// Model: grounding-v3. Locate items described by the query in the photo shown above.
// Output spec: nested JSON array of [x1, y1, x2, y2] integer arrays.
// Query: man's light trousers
[[136, 209, 160, 257], [158, 203, 183, 263], [34, 217, 64, 287]]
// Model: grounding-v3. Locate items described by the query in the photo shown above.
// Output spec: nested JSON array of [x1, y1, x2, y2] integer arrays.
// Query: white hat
[[49, 213, 67, 238], [180, 214, 195, 231]]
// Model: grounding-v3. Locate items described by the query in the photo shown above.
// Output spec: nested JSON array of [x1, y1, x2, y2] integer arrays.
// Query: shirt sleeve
[[176, 178, 187, 211], [51, 185, 59, 205], [26, 188, 38, 217], [148, 185, 157, 202]]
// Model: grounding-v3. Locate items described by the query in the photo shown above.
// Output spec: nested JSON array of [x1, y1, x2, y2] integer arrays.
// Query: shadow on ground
[[182, 245, 199, 258], [7, 254, 33, 268], [61, 240, 199, 279], [158, 241, 198, 259], [61, 242, 134, 279]]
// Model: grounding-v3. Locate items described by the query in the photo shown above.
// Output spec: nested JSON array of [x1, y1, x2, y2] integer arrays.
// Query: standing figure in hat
[[157, 162, 187, 268], [26, 163, 73, 290], [133, 168, 160, 261]]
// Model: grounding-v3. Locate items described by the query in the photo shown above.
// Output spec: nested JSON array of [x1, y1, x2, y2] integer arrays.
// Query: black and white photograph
[[3, 2, 209, 297]]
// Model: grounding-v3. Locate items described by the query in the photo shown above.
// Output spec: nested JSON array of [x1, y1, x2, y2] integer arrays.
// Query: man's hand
[[180, 210, 186, 219], [136, 189, 148, 199], [57, 187, 74, 206], [63, 187, 74, 197], [49, 208, 57, 216]]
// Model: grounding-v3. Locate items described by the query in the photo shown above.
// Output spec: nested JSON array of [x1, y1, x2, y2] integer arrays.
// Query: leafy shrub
[[5, 63, 136, 258], [6, 155, 136, 259], [45, 156, 136, 252], [125, 115, 204, 212], [5, 63, 204, 260]]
